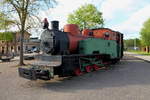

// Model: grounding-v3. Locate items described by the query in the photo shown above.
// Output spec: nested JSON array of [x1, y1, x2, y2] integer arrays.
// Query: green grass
[[128, 50, 150, 55]]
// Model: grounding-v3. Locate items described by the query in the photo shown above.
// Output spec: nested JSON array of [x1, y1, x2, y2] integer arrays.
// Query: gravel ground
[[1, 55, 150, 100]]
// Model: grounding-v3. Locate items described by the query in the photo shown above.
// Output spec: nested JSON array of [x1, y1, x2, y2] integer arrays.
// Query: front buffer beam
[[18, 67, 51, 80]]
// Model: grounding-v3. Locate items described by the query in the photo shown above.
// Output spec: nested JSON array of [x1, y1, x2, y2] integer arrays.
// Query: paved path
[[125, 52, 150, 62], [1, 54, 150, 100]]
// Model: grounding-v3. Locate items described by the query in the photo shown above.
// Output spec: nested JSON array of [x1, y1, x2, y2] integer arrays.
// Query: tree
[[0, 12, 14, 30], [0, 12, 15, 54], [140, 18, 150, 46], [0, 32, 13, 41], [124, 38, 141, 50], [0, 32, 14, 54], [1, 0, 56, 65], [67, 4, 104, 29]]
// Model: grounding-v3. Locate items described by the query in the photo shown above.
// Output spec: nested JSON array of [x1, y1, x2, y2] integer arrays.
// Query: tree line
[[124, 18, 150, 52]]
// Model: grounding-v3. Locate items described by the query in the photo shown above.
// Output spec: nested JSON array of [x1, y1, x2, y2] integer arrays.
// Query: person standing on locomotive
[[43, 18, 49, 29]]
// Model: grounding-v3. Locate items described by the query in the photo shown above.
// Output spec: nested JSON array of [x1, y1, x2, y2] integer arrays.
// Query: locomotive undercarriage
[[18, 54, 119, 80]]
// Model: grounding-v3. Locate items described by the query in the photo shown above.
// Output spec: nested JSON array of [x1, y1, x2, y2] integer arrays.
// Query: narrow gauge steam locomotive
[[19, 21, 123, 80]]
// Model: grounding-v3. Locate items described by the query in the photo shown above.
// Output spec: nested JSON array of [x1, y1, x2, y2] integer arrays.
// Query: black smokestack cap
[[51, 21, 59, 30]]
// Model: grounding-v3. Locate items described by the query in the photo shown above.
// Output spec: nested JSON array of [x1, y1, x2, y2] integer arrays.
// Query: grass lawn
[[127, 50, 150, 55]]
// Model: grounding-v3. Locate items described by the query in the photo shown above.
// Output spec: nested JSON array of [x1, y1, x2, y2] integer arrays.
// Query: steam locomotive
[[19, 21, 123, 80]]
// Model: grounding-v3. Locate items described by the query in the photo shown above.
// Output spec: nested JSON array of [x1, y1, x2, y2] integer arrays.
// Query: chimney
[[51, 21, 59, 30]]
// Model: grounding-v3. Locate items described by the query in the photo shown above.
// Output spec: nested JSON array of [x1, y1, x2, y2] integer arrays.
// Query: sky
[[36, 0, 150, 39]]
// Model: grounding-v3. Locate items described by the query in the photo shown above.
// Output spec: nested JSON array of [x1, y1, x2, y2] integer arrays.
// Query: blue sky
[[38, 0, 150, 39]]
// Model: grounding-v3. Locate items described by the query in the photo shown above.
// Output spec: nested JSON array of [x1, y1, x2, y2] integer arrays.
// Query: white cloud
[[38, 0, 105, 28], [33, 0, 94, 37], [34, 0, 150, 39], [39, 0, 93, 28], [112, 5, 150, 39], [100, 0, 144, 20]]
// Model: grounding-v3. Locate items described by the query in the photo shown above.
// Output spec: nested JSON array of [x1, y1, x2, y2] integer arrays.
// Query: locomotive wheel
[[85, 66, 93, 72], [74, 68, 83, 76], [93, 64, 100, 71]]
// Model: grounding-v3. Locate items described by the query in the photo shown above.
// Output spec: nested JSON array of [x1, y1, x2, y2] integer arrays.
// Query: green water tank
[[79, 38, 118, 59]]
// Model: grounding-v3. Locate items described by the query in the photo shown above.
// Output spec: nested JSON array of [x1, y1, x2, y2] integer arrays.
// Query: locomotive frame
[[18, 21, 123, 81]]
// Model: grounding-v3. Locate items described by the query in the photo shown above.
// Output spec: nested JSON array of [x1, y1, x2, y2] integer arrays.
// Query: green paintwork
[[79, 57, 104, 71], [79, 38, 118, 59]]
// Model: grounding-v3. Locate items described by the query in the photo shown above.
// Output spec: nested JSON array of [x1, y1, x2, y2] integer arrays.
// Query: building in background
[[0, 31, 40, 55], [25, 37, 40, 53]]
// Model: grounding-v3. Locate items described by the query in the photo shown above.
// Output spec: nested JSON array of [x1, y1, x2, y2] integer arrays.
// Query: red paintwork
[[64, 24, 80, 35], [64, 24, 87, 52], [82, 29, 92, 36], [92, 28, 117, 40], [85, 65, 93, 72], [93, 64, 100, 71], [74, 68, 83, 76], [67, 34, 87, 53]]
